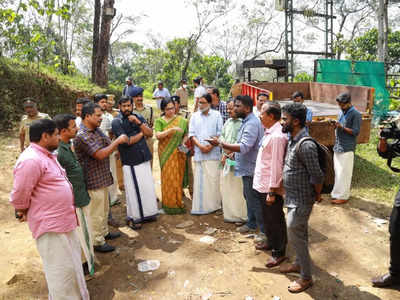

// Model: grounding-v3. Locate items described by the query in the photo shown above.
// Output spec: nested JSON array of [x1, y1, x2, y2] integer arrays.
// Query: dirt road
[[0, 135, 399, 300]]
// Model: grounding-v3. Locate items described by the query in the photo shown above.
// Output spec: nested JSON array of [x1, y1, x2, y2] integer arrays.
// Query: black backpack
[[295, 137, 334, 194]]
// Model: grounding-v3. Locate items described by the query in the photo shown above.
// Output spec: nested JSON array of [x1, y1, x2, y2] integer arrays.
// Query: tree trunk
[[94, 0, 115, 87], [91, 0, 101, 82], [377, 0, 388, 63], [181, 38, 195, 80]]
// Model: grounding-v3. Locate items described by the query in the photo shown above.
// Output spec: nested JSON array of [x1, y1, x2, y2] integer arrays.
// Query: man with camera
[[330, 92, 361, 204], [371, 135, 400, 287]]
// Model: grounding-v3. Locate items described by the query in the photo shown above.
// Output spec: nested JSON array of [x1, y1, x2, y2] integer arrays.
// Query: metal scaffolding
[[285, 0, 336, 82]]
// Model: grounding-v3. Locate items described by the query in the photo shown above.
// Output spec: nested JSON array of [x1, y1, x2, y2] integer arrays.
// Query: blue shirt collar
[[243, 112, 254, 123]]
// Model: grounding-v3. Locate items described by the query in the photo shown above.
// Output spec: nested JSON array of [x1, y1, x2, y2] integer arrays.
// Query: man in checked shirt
[[208, 86, 229, 124], [74, 102, 128, 253], [279, 103, 324, 293]]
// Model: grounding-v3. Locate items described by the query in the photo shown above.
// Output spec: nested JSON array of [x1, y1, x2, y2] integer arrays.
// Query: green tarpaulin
[[316, 59, 390, 121]]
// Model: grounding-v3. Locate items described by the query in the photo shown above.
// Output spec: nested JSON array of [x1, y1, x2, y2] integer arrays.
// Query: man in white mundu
[[112, 95, 158, 230], [189, 93, 223, 214], [10, 119, 89, 299]]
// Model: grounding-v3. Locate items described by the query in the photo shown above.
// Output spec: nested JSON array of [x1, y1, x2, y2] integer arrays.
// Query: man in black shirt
[[111, 96, 158, 230], [372, 137, 400, 287]]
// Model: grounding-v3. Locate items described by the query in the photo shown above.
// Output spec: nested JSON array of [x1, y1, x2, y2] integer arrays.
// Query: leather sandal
[[331, 199, 348, 204], [127, 219, 142, 230], [288, 278, 313, 293]]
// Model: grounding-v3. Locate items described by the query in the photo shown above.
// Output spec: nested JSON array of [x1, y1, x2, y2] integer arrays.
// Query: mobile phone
[[15, 210, 22, 219]]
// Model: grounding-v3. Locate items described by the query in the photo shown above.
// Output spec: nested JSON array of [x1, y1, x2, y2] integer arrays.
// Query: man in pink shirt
[[253, 102, 288, 268], [10, 119, 89, 300]]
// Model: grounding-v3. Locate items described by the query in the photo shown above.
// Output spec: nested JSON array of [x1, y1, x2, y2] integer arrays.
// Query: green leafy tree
[[108, 41, 144, 84], [346, 28, 400, 64], [107, 37, 233, 98], [294, 72, 313, 82], [0, 0, 88, 74]]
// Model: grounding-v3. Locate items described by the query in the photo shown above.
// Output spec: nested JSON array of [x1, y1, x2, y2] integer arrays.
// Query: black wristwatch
[[267, 192, 276, 197]]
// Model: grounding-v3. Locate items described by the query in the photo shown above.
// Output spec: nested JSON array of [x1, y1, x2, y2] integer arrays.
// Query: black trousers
[[389, 205, 400, 277], [255, 190, 287, 258]]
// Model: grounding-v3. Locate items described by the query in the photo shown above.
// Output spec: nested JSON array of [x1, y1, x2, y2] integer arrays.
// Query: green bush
[[0, 57, 116, 130]]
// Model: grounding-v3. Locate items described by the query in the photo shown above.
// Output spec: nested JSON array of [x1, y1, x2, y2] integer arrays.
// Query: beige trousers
[[88, 188, 109, 246], [146, 137, 154, 169], [116, 154, 124, 190], [108, 151, 122, 204]]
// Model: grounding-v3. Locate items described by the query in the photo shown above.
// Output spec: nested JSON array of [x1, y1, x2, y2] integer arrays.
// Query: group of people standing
[[10, 75, 399, 299]]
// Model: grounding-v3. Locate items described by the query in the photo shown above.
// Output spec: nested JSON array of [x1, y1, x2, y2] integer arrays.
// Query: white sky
[[110, 0, 400, 77], [115, 0, 197, 45]]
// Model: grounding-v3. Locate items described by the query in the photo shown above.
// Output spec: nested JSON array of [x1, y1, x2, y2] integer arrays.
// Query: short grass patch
[[352, 128, 400, 205]]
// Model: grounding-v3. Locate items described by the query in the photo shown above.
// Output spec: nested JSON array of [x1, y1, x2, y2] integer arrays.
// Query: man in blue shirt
[[208, 95, 265, 245], [330, 92, 361, 204], [292, 91, 312, 128]]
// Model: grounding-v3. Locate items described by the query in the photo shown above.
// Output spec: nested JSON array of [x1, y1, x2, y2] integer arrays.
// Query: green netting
[[316, 59, 353, 84], [316, 59, 390, 121]]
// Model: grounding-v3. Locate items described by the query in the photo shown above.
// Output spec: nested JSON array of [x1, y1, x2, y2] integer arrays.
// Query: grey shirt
[[333, 106, 362, 153], [283, 128, 324, 207]]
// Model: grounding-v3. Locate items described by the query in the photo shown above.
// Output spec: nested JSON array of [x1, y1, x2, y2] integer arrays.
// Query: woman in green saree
[[155, 98, 188, 214]]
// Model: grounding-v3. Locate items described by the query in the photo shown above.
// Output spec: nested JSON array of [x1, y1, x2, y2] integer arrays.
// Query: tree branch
[[249, 31, 285, 61]]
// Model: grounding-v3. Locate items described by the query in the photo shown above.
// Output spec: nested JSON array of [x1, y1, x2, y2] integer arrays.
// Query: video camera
[[380, 121, 400, 140], [378, 119, 400, 172]]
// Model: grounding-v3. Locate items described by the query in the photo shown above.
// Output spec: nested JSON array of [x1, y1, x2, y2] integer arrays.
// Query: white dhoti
[[36, 229, 89, 300], [108, 151, 121, 205], [123, 161, 158, 223], [156, 99, 162, 110], [331, 151, 354, 200], [191, 160, 222, 215], [76, 205, 95, 275], [220, 170, 247, 222]]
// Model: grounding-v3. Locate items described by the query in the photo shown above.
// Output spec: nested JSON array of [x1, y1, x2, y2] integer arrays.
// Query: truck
[[231, 81, 374, 146]]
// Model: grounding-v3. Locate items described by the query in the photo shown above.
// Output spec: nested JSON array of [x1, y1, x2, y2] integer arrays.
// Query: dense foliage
[[109, 38, 234, 99]]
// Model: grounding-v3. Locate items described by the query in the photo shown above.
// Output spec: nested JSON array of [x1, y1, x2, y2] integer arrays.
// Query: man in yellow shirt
[[175, 79, 189, 109], [106, 94, 120, 118], [19, 99, 50, 152]]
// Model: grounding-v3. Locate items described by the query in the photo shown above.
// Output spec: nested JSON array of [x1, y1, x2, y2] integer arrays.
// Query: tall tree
[[181, 0, 233, 80], [91, 0, 101, 82], [94, 0, 115, 86], [377, 0, 388, 63]]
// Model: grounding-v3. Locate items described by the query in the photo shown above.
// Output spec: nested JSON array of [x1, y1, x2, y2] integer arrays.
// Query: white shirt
[[188, 109, 223, 162], [153, 88, 171, 99], [194, 85, 207, 98], [253, 106, 261, 118], [100, 111, 113, 136], [75, 116, 82, 128]]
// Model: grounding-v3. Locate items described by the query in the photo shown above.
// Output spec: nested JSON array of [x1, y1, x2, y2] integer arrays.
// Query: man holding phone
[[330, 92, 361, 204]]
